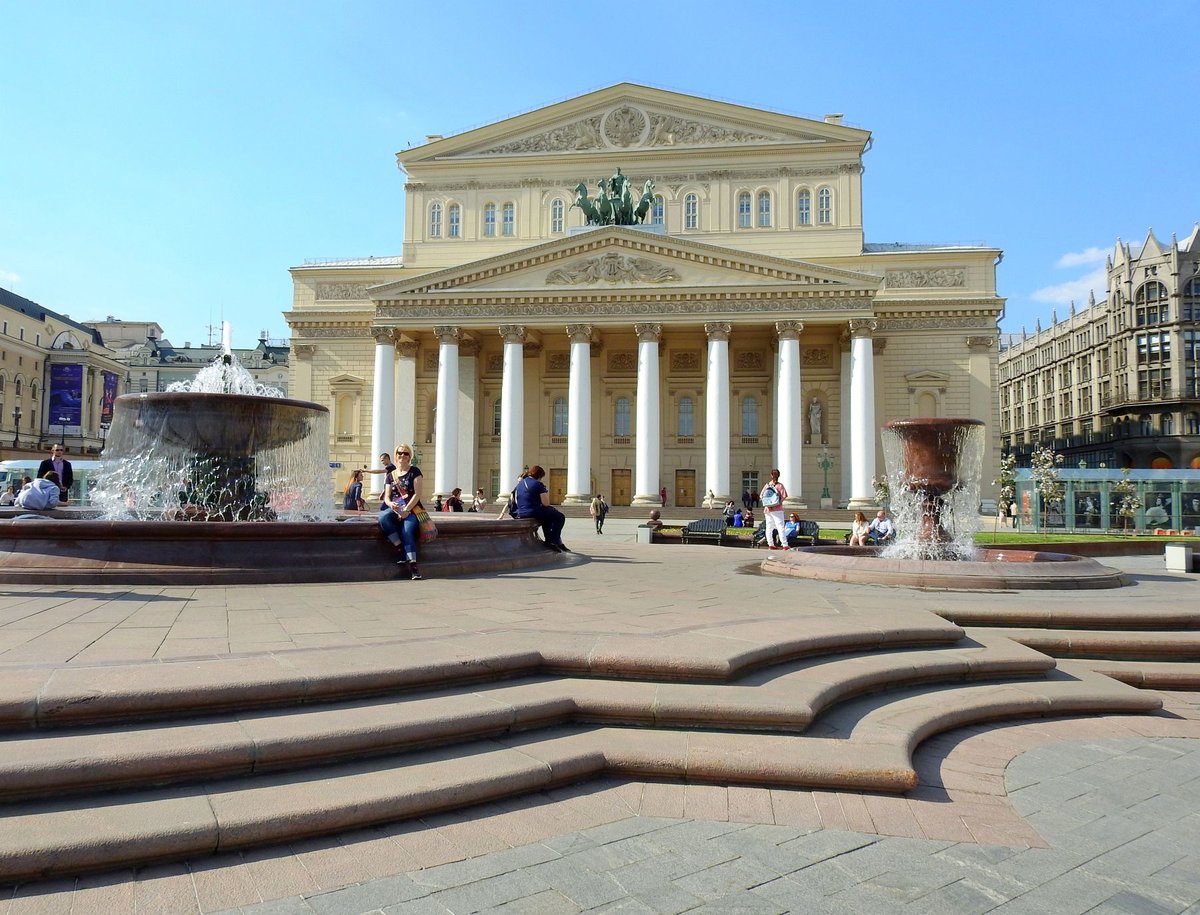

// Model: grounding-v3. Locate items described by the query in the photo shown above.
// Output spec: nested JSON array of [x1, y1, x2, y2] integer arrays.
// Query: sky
[[2, 1, 1198, 347]]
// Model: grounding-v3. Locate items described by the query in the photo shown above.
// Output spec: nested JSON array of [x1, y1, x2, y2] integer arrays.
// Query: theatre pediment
[[401, 83, 868, 164], [370, 229, 881, 301]]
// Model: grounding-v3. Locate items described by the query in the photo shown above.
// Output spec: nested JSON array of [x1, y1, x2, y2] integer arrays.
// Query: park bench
[[752, 519, 821, 548], [681, 517, 727, 546]]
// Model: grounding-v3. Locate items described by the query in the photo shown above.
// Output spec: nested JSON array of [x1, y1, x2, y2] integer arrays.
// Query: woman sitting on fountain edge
[[379, 443, 425, 580]]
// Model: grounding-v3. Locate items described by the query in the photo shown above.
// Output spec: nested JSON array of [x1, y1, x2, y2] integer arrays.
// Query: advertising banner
[[49, 363, 84, 427], [101, 372, 118, 425]]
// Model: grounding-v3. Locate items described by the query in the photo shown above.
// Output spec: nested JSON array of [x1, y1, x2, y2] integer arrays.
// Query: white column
[[370, 328, 396, 466], [394, 341, 417, 450], [498, 325, 525, 501], [632, 322, 662, 506], [839, 337, 852, 506], [564, 324, 593, 504], [433, 325, 459, 498], [848, 319, 878, 509], [776, 321, 803, 507], [457, 340, 478, 496], [704, 322, 731, 508]]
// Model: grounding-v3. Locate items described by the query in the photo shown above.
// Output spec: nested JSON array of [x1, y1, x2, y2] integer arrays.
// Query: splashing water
[[93, 353, 334, 522], [880, 420, 984, 560]]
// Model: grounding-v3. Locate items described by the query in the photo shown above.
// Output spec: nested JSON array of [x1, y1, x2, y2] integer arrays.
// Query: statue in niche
[[571, 168, 656, 226], [808, 397, 823, 444]]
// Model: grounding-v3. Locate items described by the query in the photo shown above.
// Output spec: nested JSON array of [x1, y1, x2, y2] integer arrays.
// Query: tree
[[1028, 444, 1064, 534], [1111, 468, 1142, 535], [871, 475, 890, 509], [992, 452, 1018, 541]]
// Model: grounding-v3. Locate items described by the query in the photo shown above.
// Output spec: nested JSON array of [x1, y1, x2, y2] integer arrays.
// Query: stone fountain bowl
[[109, 392, 328, 456], [762, 545, 1129, 590]]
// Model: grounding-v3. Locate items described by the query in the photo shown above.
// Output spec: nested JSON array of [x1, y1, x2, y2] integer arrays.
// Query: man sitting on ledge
[[867, 510, 896, 545]]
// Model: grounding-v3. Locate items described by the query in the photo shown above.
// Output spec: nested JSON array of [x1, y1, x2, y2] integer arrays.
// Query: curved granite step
[[934, 603, 1200, 631], [972, 627, 1200, 662], [0, 636, 1051, 801], [0, 665, 1157, 883], [1079, 659, 1200, 690]]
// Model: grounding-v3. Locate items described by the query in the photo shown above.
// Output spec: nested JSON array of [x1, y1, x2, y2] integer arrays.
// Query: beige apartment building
[[999, 226, 1200, 469], [286, 84, 1004, 506]]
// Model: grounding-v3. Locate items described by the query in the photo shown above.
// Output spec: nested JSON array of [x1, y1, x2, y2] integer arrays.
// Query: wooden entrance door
[[675, 469, 696, 508], [611, 469, 631, 506], [549, 469, 566, 505]]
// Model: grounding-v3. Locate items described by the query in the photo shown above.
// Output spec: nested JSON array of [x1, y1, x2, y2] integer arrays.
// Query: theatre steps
[[0, 625, 1161, 883]]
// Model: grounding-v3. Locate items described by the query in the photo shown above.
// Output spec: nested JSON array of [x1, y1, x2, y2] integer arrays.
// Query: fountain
[[764, 417, 1128, 590], [0, 327, 563, 584]]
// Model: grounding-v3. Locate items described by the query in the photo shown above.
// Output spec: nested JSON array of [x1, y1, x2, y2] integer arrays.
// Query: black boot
[[409, 561, 423, 580]]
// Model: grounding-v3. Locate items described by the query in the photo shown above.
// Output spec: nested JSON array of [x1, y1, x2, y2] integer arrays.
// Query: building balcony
[[1101, 386, 1200, 412]]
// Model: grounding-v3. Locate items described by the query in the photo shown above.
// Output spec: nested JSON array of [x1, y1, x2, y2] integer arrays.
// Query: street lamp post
[[11, 406, 21, 450], [818, 448, 834, 508]]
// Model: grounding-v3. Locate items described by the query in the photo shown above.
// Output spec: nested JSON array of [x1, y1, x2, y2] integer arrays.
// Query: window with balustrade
[[614, 397, 630, 438], [741, 396, 759, 437], [552, 397, 567, 436], [678, 397, 694, 438]]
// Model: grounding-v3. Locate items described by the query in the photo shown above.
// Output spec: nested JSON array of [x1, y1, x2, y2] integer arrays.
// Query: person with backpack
[[589, 493, 609, 534], [760, 469, 789, 550]]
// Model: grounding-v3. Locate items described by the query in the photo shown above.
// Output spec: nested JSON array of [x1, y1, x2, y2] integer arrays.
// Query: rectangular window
[[684, 195, 698, 229], [737, 193, 752, 229], [741, 471, 760, 499], [502, 203, 514, 237]]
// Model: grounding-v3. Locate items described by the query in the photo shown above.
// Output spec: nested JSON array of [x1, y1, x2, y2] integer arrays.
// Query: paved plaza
[[0, 518, 1196, 914]]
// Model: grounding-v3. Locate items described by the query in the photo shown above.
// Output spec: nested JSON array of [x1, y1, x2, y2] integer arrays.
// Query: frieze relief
[[875, 317, 995, 330], [545, 252, 680, 285], [415, 166, 844, 196], [802, 347, 832, 367], [884, 268, 966, 289], [608, 352, 636, 373], [376, 297, 874, 320], [670, 351, 701, 372], [547, 352, 570, 372], [316, 283, 372, 300], [423, 352, 439, 372], [735, 352, 765, 371], [292, 326, 369, 338], [486, 354, 503, 374]]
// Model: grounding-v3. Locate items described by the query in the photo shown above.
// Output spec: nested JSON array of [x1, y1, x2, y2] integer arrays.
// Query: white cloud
[[1054, 246, 1108, 269], [1031, 265, 1107, 306], [0, 269, 20, 286]]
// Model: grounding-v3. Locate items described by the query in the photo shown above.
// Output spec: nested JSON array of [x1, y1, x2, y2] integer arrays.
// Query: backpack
[[762, 484, 781, 507], [505, 489, 518, 518]]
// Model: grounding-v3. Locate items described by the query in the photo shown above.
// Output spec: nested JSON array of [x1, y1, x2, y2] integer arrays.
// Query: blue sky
[[2, 1, 1197, 347]]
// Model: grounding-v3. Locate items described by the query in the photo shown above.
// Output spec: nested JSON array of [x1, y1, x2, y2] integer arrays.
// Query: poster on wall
[[100, 372, 118, 425], [48, 364, 84, 427]]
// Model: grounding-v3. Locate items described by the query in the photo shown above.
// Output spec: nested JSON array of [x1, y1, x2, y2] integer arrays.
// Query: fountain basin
[[112, 392, 324, 454], [763, 546, 1129, 590], [0, 515, 564, 585]]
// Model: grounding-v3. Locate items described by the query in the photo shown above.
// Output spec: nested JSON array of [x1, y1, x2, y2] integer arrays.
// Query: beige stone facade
[[999, 226, 1200, 469], [287, 84, 1003, 505]]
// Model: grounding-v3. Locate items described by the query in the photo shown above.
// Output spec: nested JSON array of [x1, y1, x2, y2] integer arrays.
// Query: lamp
[[11, 406, 21, 449]]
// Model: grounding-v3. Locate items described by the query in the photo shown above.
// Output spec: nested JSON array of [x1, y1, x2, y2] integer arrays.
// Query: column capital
[[873, 338, 888, 356], [498, 325, 526, 344], [372, 326, 396, 346], [292, 343, 316, 359], [848, 318, 878, 338], [460, 337, 481, 357], [965, 335, 996, 351], [433, 325, 460, 344], [395, 341, 419, 358], [566, 324, 593, 342], [775, 320, 804, 340], [634, 323, 662, 342], [704, 322, 732, 341]]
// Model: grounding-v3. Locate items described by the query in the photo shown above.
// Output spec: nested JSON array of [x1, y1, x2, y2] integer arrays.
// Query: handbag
[[412, 506, 438, 542]]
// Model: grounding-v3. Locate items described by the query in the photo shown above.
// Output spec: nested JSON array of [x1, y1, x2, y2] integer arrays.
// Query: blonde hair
[[394, 443, 414, 460]]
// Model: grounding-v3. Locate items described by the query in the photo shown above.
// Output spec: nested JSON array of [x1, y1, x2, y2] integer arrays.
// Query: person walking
[[513, 465, 569, 552], [590, 493, 608, 534], [760, 469, 789, 550], [378, 443, 425, 580], [659, 486, 667, 508], [37, 445, 73, 504]]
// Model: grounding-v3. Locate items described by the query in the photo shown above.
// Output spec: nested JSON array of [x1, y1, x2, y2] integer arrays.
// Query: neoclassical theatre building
[[286, 84, 1003, 508]]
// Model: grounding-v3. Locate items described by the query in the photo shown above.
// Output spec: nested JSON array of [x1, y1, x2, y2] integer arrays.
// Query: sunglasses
[[397, 451, 411, 456]]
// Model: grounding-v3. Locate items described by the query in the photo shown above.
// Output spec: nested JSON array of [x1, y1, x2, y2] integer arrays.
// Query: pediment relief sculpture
[[885, 268, 966, 289], [545, 252, 680, 286], [470, 105, 781, 156]]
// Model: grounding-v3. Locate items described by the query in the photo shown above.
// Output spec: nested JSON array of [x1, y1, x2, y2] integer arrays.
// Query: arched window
[[30, 382, 37, 401], [614, 397, 631, 437], [1135, 281, 1169, 325], [817, 187, 833, 225], [550, 397, 567, 436], [483, 203, 497, 237], [796, 189, 812, 226], [448, 204, 461, 238], [1162, 413, 1175, 435], [1183, 277, 1200, 320], [684, 193, 698, 230], [14, 378, 21, 397], [429, 202, 442, 238], [1140, 414, 1154, 436], [550, 198, 565, 233], [741, 396, 758, 436], [678, 397, 694, 436], [502, 202, 515, 236], [0, 375, 6, 392], [757, 190, 771, 227], [651, 195, 665, 226], [1185, 412, 1200, 435], [492, 399, 502, 436], [737, 191, 752, 229]]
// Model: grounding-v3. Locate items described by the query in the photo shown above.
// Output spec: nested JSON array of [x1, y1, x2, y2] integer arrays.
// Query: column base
[[783, 499, 808, 511], [631, 494, 663, 507], [847, 496, 880, 511], [561, 494, 593, 506]]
